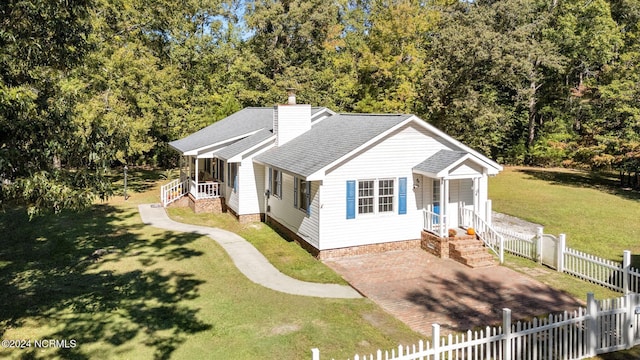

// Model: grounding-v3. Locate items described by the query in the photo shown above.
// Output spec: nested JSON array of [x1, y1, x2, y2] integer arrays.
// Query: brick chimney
[[273, 89, 311, 146]]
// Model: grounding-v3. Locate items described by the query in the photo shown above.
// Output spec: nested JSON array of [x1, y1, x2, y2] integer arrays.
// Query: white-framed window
[[358, 180, 375, 214], [272, 169, 282, 198], [217, 159, 224, 182], [378, 179, 394, 212], [228, 162, 238, 192], [299, 179, 310, 213]]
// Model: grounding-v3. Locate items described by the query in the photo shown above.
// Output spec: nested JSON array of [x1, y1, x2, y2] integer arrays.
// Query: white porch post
[[485, 199, 492, 227], [442, 178, 449, 233], [473, 177, 480, 215], [188, 156, 192, 180], [194, 158, 199, 198]]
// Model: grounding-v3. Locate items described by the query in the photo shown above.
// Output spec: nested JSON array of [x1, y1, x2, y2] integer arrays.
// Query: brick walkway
[[324, 249, 583, 338]]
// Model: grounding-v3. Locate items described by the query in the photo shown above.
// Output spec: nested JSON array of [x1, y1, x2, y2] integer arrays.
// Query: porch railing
[[460, 206, 504, 263], [161, 179, 188, 207], [423, 210, 447, 238], [189, 179, 221, 199]]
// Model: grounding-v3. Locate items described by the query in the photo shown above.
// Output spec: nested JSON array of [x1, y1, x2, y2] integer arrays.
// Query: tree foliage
[[3, 0, 640, 214]]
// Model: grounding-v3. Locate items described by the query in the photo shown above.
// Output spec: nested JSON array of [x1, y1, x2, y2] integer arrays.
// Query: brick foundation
[[188, 194, 225, 214], [266, 216, 422, 260], [318, 239, 422, 260], [227, 206, 263, 223], [421, 230, 450, 258], [421, 230, 480, 261]]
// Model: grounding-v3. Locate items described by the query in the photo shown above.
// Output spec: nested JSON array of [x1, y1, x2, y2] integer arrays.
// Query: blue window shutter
[[306, 181, 311, 216], [268, 168, 272, 192], [346, 180, 356, 219], [398, 177, 407, 215], [294, 177, 298, 207]]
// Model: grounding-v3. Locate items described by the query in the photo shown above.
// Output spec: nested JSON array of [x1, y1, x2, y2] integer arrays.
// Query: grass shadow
[[0, 204, 211, 359], [108, 167, 169, 197], [517, 168, 640, 201]]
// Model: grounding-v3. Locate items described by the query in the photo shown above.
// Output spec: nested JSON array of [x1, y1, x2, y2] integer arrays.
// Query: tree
[[0, 0, 107, 215], [244, 0, 342, 104]]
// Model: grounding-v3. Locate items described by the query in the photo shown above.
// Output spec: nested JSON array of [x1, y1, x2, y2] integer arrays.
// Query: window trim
[[353, 178, 397, 216], [272, 169, 282, 198], [228, 162, 238, 192], [296, 178, 311, 215], [377, 178, 395, 213], [357, 179, 375, 215]]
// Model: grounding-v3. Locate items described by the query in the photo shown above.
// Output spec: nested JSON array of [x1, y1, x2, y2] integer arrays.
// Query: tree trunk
[[527, 80, 538, 151]]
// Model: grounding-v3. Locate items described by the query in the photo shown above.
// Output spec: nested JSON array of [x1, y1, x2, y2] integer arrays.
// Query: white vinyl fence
[[312, 292, 640, 360], [496, 227, 640, 294]]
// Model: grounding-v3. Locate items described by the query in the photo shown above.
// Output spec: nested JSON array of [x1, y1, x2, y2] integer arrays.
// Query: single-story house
[[164, 93, 503, 260]]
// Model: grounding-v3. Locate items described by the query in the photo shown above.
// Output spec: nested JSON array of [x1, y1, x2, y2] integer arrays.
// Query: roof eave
[[302, 115, 417, 181], [223, 137, 276, 163], [410, 118, 503, 172]]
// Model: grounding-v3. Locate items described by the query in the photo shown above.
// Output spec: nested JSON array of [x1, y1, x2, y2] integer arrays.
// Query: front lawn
[[0, 170, 419, 359], [166, 207, 346, 285], [490, 167, 640, 263]]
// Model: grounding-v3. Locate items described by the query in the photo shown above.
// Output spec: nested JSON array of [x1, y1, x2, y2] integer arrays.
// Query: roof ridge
[[337, 113, 410, 117]]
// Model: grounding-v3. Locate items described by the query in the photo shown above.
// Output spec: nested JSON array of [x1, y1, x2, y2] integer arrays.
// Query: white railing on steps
[[460, 205, 504, 264], [423, 210, 447, 238], [161, 179, 188, 207]]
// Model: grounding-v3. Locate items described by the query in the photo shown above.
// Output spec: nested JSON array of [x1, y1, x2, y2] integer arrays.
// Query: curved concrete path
[[138, 204, 361, 299]]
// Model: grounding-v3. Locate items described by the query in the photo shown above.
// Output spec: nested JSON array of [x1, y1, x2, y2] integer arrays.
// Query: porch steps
[[449, 237, 496, 268]]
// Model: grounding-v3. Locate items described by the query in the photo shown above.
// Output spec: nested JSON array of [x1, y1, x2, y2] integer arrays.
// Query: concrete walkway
[[138, 204, 361, 299]]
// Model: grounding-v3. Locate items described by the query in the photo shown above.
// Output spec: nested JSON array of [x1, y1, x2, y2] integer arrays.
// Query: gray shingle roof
[[169, 108, 273, 153], [413, 150, 468, 175], [169, 107, 328, 153], [254, 114, 412, 177], [214, 128, 274, 161]]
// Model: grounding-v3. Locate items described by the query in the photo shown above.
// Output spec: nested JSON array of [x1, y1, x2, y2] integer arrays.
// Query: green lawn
[[490, 167, 640, 263], [491, 167, 640, 360], [0, 169, 420, 359], [3, 167, 640, 359], [166, 208, 346, 285]]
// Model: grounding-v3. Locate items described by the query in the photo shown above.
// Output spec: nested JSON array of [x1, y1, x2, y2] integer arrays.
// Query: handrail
[[423, 209, 447, 238], [460, 207, 504, 263], [161, 179, 188, 207], [190, 179, 221, 199]]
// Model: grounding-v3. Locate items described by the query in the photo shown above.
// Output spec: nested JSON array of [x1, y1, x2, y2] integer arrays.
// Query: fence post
[[557, 234, 566, 273], [624, 293, 635, 349], [486, 199, 492, 227], [536, 227, 543, 263], [586, 292, 598, 356], [311, 348, 320, 360], [500, 235, 505, 264], [432, 324, 440, 359], [624, 250, 631, 295], [503, 308, 512, 360]]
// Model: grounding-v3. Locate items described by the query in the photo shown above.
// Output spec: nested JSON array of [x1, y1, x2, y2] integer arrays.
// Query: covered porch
[[161, 154, 224, 207], [413, 150, 504, 264]]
